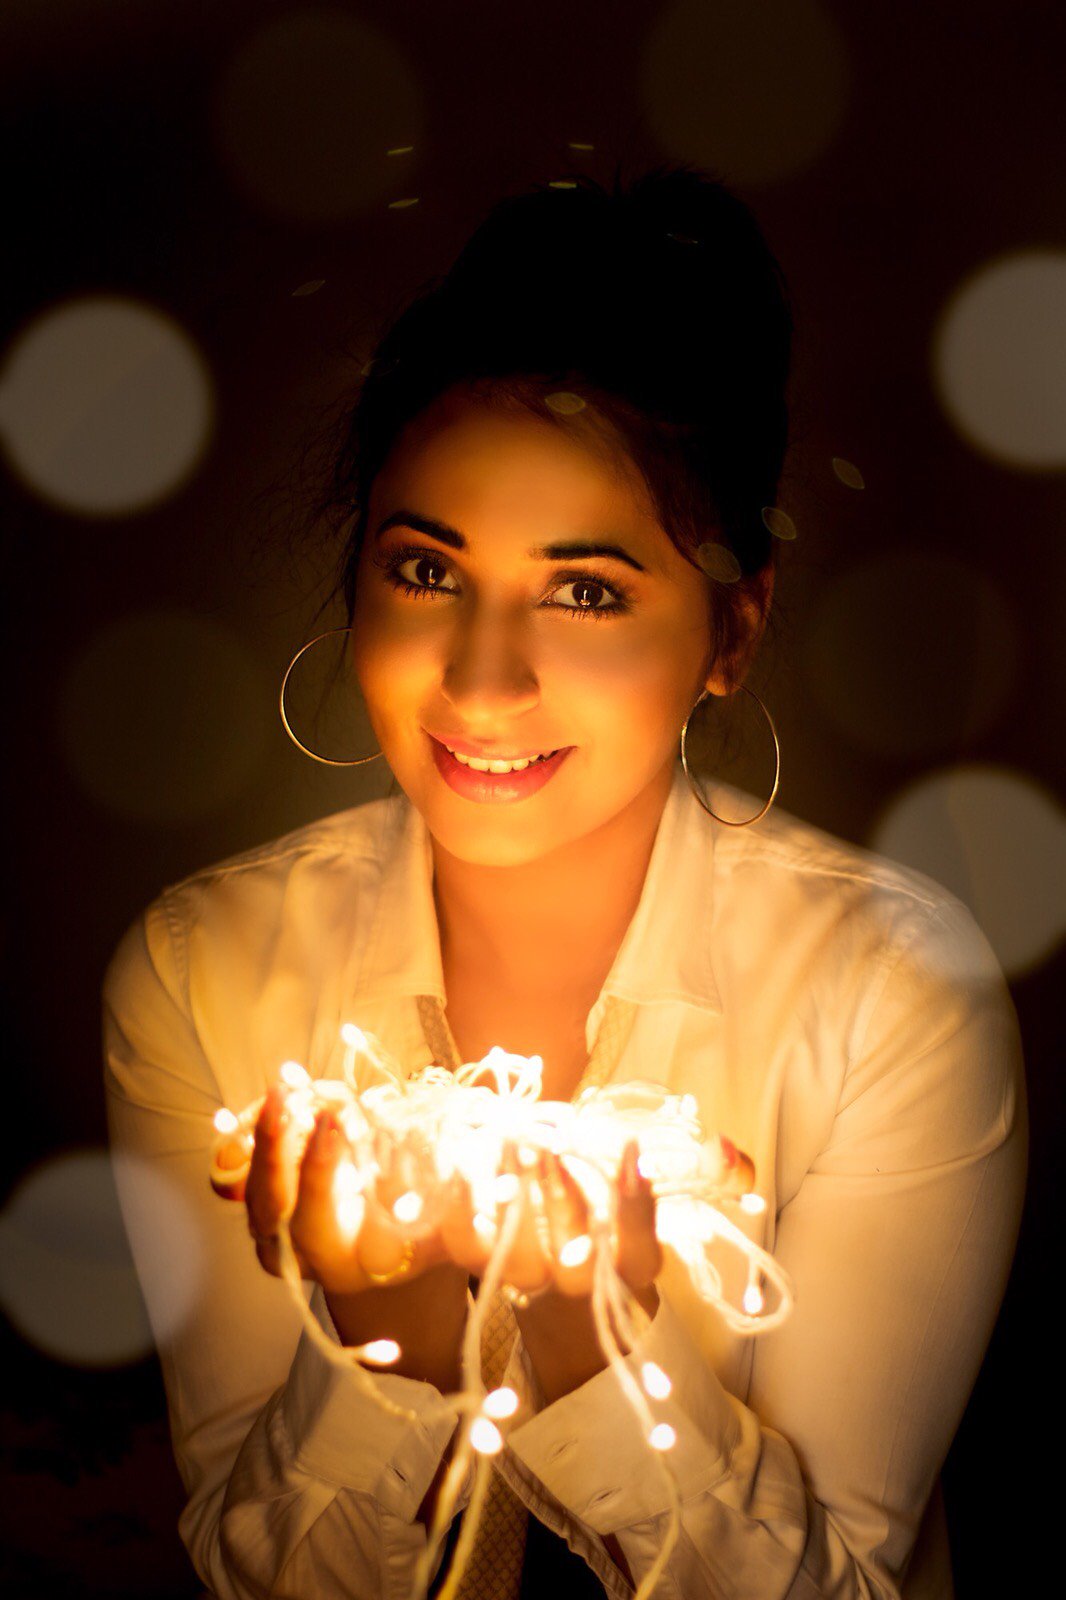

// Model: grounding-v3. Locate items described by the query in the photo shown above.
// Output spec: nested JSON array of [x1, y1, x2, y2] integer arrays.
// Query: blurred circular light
[[870, 764, 1066, 979], [933, 250, 1066, 470], [215, 9, 423, 223], [470, 1417, 504, 1455], [0, 296, 212, 517], [762, 506, 797, 540], [831, 457, 865, 489], [696, 542, 742, 583], [641, 0, 850, 186], [58, 610, 272, 824], [802, 553, 1019, 759], [0, 1150, 199, 1366]]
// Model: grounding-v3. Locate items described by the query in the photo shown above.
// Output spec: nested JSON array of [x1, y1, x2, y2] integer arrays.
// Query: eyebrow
[[374, 510, 648, 574]]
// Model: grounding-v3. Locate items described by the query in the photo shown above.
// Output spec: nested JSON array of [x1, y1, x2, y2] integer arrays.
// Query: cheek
[[539, 620, 702, 743]]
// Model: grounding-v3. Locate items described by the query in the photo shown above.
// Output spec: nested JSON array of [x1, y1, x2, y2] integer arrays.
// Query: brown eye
[[393, 554, 457, 591], [571, 580, 605, 609], [411, 557, 448, 587]]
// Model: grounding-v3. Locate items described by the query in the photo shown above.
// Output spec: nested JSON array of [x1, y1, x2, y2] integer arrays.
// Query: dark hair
[[317, 162, 792, 685]]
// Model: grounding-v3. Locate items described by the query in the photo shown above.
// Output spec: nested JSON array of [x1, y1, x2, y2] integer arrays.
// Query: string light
[[483, 1386, 519, 1419], [641, 1360, 672, 1400], [209, 1023, 795, 1600]]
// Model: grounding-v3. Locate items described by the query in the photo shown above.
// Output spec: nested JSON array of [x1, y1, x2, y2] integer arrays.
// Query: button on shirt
[[102, 765, 1027, 1600]]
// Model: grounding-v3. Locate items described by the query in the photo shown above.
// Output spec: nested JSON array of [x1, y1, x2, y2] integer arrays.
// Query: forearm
[[514, 1282, 658, 1406], [326, 1261, 469, 1394]]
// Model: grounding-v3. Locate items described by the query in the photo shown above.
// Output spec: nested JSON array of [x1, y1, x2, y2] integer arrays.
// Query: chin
[[423, 809, 574, 868]]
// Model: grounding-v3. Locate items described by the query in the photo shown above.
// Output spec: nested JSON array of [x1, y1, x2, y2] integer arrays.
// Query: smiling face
[[350, 387, 738, 867]]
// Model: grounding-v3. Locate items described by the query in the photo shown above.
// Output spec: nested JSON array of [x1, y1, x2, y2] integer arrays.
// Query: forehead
[[371, 388, 664, 548]]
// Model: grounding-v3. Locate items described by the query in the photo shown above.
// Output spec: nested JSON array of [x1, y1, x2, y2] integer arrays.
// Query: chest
[[442, 972, 597, 1103]]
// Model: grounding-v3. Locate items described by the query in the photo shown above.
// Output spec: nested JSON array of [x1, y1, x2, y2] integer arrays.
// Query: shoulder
[[702, 786, 1014, 1053], [709, 787, 978, 969], [105, 795, 399, 997]]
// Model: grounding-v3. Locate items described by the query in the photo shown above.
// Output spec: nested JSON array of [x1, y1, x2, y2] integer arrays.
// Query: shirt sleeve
[[508, 896, 1028, 1599], [102, 897, 467, 1600]]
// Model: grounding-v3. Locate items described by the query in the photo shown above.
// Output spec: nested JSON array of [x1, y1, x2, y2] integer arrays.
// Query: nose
[[439, 603, 540, 722]]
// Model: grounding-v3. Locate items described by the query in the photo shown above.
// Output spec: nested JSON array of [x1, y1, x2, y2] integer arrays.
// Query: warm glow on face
[[351, 390, 719, 869]]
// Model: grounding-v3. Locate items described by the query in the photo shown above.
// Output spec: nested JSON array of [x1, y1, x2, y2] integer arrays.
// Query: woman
[[103, 166, 1026, 1599]]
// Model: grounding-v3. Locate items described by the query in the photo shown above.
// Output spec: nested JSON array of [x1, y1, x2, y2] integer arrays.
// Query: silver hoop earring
[[680, 685, 780, 827], [279, 627, 385, 768]]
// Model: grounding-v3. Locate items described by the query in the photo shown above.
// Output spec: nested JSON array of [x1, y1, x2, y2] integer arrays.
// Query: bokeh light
[[870, 764, 1066, 980], [214, 8, 423, 223], [0, 296, 213, 517], [58, 610, 273, 824], [801, 553, 1019, 759], [831, 457, 865, 489], [641, 0, 850, 186], [933, 250, 1066, 470], [0, 1150, 198, 1366]]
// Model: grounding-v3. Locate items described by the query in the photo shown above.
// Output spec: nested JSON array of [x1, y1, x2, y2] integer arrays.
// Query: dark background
[[2, 3, 1063, 1596]]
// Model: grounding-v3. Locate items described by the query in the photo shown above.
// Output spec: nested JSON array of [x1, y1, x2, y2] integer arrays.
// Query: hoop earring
[[279, 627, 385, 768], [680, 685, 780, 827]]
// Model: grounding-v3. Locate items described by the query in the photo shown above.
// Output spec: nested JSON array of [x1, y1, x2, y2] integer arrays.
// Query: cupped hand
[[440, 1138, 662, 1301], [240, 1086, 452, 1294], [231, 1086, 661, 1304]]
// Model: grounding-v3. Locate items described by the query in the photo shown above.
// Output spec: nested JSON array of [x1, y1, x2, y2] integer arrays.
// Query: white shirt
[[102, 765, 1026, 1600]]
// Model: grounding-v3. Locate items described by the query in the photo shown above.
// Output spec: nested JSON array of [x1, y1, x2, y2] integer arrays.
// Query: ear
[[704, 563, 775, 697]]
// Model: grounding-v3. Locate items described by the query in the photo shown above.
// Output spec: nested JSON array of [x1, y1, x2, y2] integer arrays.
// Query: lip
[[424, 729, 564, 762], [425, 731, 574, 803]]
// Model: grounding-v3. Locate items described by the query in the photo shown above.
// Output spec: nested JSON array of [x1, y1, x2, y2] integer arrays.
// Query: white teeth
[[444, 745, 554, 773]]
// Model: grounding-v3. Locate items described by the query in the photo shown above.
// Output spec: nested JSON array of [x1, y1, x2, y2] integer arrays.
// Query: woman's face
[[351, 388, 733, 867]]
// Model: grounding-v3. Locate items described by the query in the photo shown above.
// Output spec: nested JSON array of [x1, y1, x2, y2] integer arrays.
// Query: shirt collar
[[350, 763, 723, 1016]]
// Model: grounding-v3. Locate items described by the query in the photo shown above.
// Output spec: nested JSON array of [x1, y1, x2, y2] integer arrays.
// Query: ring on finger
[[364, 1238, 416, 1286]]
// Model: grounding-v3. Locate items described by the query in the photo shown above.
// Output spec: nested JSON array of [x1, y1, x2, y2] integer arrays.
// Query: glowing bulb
[[559, 1233, 592, 1268], [357, 1338, 400, 1365], [392, 1189, 423, 1224], [280, 1061, 311, 1089], [483, 1386, 519, 1419], [213, 1108, 238, 1135], [649, 1423, 676, 1451], [743, 1283, 764, 1315], [636, 1153, 654, 1180], [740, 1192, 766, 1215], [470, 1417, 504, 1455], [641, 1361, 672, 1400], [333, 1159, 366, 1241], [341, 1022, 366, 1048], [473, 1212, 497, 1243], [494, 1173, 520, 1205]]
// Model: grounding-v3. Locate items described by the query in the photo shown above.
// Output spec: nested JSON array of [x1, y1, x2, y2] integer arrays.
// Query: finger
[[614, 1141, 662, 1291], [541, 1154, 594, 1297], [719, 1135, 757, 1195], [244, 1086, 295, 1245], [500, 1164, 552, 1294], [439, 1170, 493, 1274], [289, 1110, 349, 1276], [210, 1133, 251, 1202]]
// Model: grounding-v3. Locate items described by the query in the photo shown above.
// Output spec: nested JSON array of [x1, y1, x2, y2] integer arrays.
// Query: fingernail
[[262, 1089, 283, 1137], [313, 1111, 340, 1158]]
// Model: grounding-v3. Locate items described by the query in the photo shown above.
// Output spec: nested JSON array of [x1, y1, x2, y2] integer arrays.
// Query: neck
[[431, 764, 675, 994]]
